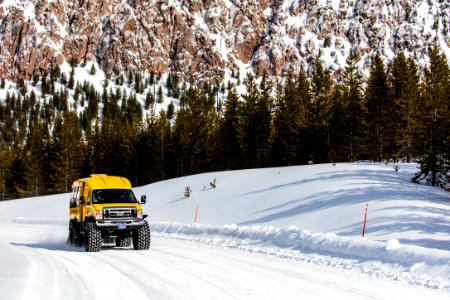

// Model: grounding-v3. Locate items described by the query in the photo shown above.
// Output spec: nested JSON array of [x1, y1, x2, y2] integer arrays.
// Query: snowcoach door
[[79, 182, 86, 222], [70, 185, 81, 222]]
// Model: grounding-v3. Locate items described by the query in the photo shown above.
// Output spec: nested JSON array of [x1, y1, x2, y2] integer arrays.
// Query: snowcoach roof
[[72, 174, 132, 190]]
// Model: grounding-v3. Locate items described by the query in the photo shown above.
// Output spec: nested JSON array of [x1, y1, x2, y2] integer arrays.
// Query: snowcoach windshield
[[92, 189, 137, 204]]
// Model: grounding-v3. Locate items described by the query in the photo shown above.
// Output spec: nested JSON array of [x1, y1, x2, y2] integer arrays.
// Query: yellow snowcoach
[[68, 174, 150, 252]]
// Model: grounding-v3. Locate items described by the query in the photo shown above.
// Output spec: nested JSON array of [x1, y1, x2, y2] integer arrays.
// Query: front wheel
[[85, 222, 102, 252], [133, 221, 151, 250]]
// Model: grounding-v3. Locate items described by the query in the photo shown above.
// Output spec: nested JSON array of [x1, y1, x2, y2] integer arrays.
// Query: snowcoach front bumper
[[95, 219, 146, 230]]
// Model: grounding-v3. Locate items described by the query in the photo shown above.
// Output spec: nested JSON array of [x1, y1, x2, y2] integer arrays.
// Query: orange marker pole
[[362, 203, 368, 238], [194, 204, 199, 223]]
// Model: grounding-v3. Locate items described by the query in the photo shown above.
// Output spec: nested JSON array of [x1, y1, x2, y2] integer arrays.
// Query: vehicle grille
[[103, 207, 137, 221]]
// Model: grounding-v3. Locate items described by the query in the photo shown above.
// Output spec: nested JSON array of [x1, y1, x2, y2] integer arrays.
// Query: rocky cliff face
[[0, 0, 449, 85]]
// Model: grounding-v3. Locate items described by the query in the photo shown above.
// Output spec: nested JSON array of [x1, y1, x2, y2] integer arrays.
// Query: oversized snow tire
[[68, 222, 82, 247], [85, 222, 102, 252], [116, 237, 132, 247], [68, 222, 83, 247], [133, 221, 151, 250]]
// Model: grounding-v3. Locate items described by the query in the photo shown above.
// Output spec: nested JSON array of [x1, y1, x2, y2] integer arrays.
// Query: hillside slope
[[138, 162, 450, 247]]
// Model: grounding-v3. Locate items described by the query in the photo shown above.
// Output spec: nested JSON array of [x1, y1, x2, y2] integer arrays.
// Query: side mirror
[[80, 196, 85, 205], [141, 195, 147, 204]]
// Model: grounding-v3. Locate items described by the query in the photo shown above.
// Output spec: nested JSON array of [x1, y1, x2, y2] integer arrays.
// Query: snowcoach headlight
[[137, 210, 143, 219], [94, 210, 103, 220]]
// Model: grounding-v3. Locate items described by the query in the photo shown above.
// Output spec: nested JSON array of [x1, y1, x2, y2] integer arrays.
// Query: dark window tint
[[92, 189, 137, 204]]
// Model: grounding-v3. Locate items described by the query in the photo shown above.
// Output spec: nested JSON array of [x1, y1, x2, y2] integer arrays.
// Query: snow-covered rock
[[0, 0, 449, 84]]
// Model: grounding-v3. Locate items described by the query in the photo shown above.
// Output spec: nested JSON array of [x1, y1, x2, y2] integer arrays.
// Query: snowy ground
[[0, 163, 449, 299]]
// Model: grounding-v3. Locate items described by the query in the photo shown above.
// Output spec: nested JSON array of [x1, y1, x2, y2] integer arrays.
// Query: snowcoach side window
[[74, 187, 80, 206], [70, 187, 79, 208], [87, 191, 92, 204], [70, 188, 75, 208]]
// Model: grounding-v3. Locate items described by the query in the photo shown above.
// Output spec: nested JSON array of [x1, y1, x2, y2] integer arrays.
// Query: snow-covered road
[[1, 221, 449, 300], [1, 163, 450, 299]]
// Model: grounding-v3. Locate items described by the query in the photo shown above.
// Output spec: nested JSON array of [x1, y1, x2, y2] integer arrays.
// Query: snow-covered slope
[[136, 163, 449, 246], [0, 163, 449, 299]]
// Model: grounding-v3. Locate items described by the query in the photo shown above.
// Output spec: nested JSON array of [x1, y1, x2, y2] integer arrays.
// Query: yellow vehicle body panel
[[82, 174, 132, 190], [69, 174, 142, 223]]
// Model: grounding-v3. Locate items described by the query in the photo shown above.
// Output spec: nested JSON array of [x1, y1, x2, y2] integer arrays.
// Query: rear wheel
[[133, 221, 151, 250], [68, 222, 83, 247], [116, 236, 132, 247], [85, 222, 102, 252]]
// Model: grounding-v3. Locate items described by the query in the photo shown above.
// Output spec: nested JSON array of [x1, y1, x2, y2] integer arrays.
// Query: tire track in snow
[[5, 244, 89, 300], [95, 237, 387, 300], [156, 238, 383, 300], [49, 250, 151, 300], [97, 247, 239, 299]]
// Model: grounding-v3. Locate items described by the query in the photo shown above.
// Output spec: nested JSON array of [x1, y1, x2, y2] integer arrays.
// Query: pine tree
[[271, 72, 311, 165], [86, 85, 99, 124], [172, 73, 180, 98], [145, 92, 154, 110], [328, 86, 346, 162], [134, 72, 142, 94], [365, 52, 389, 162], [60, 72, 68, 86], [136, 115, 156, 183], [0, 143, 13, 200], [68, 65, 75, 89], [256, 70, 273, 166], [24, 120, 47, 196], [388, 53, 420, 162], [166, 73, 173, 97], [41, 72, 49, 98], [17, 78, 27, 95], [32, 74, 39, 86], [149, 71, 155, 85], [173, 87, 212, 175], [48, 112, 84, 193], [128, 69, 133, 86], [337, 53, 365, 162], [87, 119, 104, 174], [10, 147, 27, 198], [113, 119, 137, 181], [309, 57, 333, 163], [412, 46, 450, 187], [383, 54, 405, 161], [50, 65, 60, 85], [271, 74, 293, 165], [126, 92, 143, 125], [219, 82, 241, 169], [295, 71, 313, 164], [89, 63, 96, 75], [238, 73, 259, 168], [157, 85, 164, 103], [167, 101, 175, 120], [155, 110, 173, 181], [404, 57, 421, 162], [238, 73, 271, 168], [116, 74, 124, 86]]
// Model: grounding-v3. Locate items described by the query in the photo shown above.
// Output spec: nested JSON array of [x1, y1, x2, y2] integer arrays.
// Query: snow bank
[[151, 222, 450, 289]]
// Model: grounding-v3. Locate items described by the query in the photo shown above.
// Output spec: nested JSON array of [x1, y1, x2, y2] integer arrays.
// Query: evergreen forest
[[0, 47, 449, 200]]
